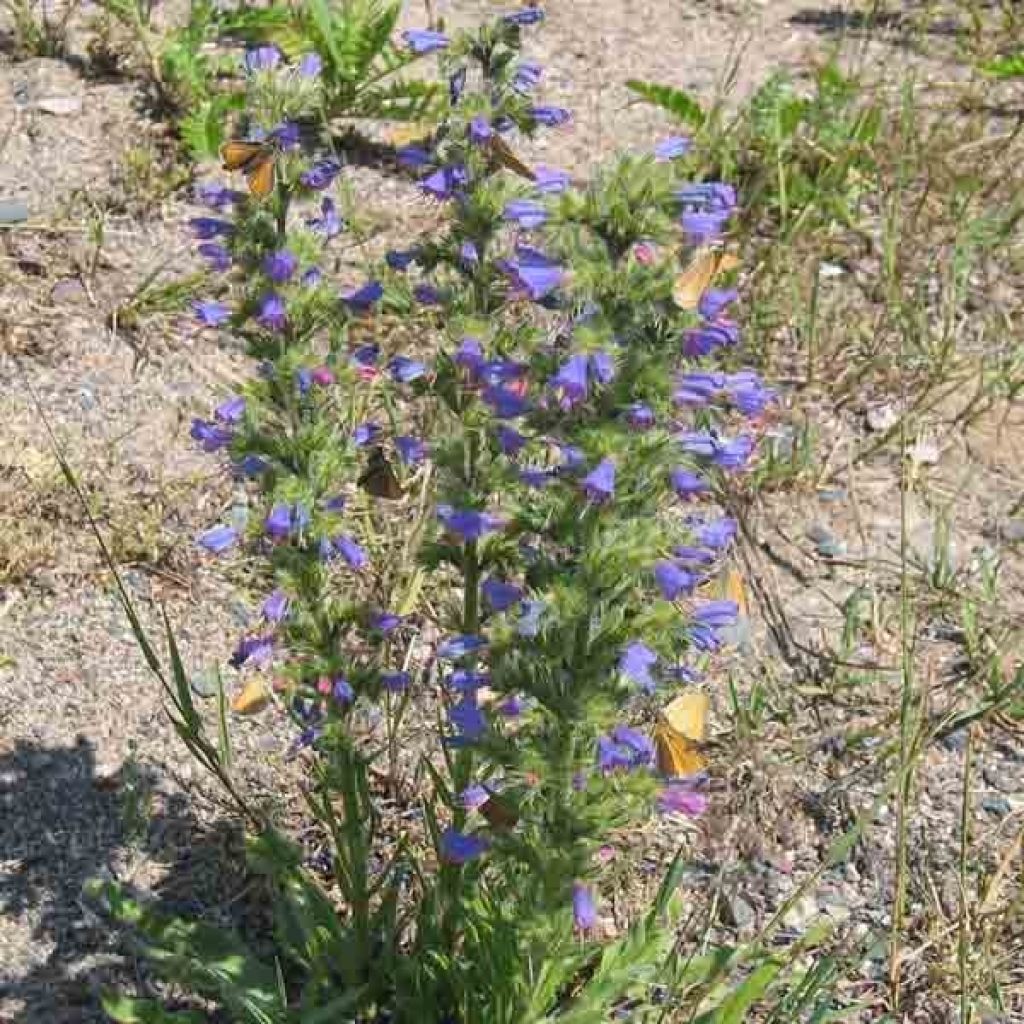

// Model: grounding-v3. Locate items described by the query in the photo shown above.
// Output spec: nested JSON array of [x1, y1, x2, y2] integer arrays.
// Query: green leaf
[[980, 52, 1024, 78], [699, 959, 784, 1024], [625, 79, 706, 127], [101, 993, 205, 1024]]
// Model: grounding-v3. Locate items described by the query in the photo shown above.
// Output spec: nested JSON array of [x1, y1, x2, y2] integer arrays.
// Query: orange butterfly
[[653, 691, 709, 777], [220, 139, 277, 199], [672, 246, 740, 311]]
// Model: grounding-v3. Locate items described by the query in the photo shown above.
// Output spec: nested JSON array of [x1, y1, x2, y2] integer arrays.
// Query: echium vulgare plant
[[98, 9, 778, 1024]]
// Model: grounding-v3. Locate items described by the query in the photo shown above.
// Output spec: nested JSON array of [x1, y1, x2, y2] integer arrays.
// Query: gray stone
[[0, 198, 29, 224], [35, 95, 83, 116], [189, 670, 219, 700]]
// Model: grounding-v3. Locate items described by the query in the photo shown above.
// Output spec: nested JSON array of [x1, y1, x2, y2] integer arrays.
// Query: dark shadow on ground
[[788, 4, 965, 46], [0, 736, 261, 1023]]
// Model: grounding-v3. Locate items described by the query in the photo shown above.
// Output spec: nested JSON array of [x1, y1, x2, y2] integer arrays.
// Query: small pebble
[[807, 523, 846, 558], [1002, 519, 1024, 543], [190, 671, 219, 700], [0, 198, 29, 224], [35, 95, 83, 116], [982, 797, 1011, 817]]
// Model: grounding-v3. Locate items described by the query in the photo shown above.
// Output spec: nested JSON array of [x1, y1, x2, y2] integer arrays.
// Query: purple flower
[[712, 435, 755, 470], [353, 422, 381, 447], [655, 135, 691, 160], [670, 467, 710, 498], [342, 281, 383, 311], [582, 458, 615, 503], [352, 343, 379, 369], [674, 372, 723, 407], [381, 671, 411, 693], [459, 241, 480, 269], [440, 827, 488, 864], [455, 337, 485, 376], [529, 105, 571, 127], [676, 182, 737, 212], [263, 249, 298, 283], [449, 65, 467, 106], [389, 356, 427, 384], [271, 121, 300, 150], [693, 600, 739, 629], [302, 268, 323, 288], [503, 7, 544, 25], [438, 634, 486, 659], [482, 385, 530, 419], [332, 676, 354, 704], [296, 368, 313, 395], [673, 546, 716, 567], [307, 196, 343, 236], [725, 372, 774, 417], [572, 883, 597, 932], [420, 164, 468, 200], [503, 198, 548, 229], [403, 28, 449, 54], [590, 350, 615, 384], [695, 518, 736, 550], [198, 243, 231, 272], [512, 59, 543, 92], [496, 425, 527, 455], [193, 300, 230, 327], [198, 524, 238, 554], [698, 288, 738, 320], [482, 577, 524, 612], [683, 322, 740, 357], [333, 534, 368, 569], [298, 52, 322, 77], [449, 698, 487, 742], [448, 669, 490, 692], [311, 366, 334, 386], [395, 435, 426, 466], [370, 611, 403, 633], [437, 506, 506, 542], [236, 455, 269, 477], [626, 403, 655, 430], [397, 145, 432, 169], [244, 46, 281, 72], [517, 600, 545, 637], [519, 467, 555, 488], [461, 783, 490, 810], [681, 210, 731, 245], [502, 245, 564, 300], [230, 634, 274, 670], [620, 641, 657, 692], [468, 116, 493, 144], [194, 183, 241, 210], [262, 589, 289, 623], [190, 419, 233, 452], [257, 293, 287, 331], [386, 248, 419, 271], [550, 353, 590, 405], [598, 727, 654, 772], [215, 395, 245, 423], [413, 283, 443, 305], [612, 725, 655, 766], [264, 503, 293, 541], [659, 784, 709, 816], [190, 217, 234, 240], [533, 165, 570, 194], [655, 560, 697, 600]]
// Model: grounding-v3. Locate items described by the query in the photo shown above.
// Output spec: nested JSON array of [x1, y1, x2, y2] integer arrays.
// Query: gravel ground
[[3, 2, 1024, 1021]]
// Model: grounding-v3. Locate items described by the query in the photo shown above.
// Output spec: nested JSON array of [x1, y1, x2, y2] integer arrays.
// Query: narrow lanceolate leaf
[[625, 79, 706, 126], [980, 52, 1024, 78]]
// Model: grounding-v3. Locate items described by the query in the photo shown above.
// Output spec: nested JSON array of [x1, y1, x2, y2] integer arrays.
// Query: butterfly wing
[[487, 135, 536, 182], [246, 154, 277, 199], [654, 691, 709, 777], [662, 691, 709, 741], [479, 794, 519, 832], [359, 448, 404, 500], [221, 140, 266, 171], [231, 679, 271, 715], [654, 719, 706, 777], [672, 247, 719, 311]]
